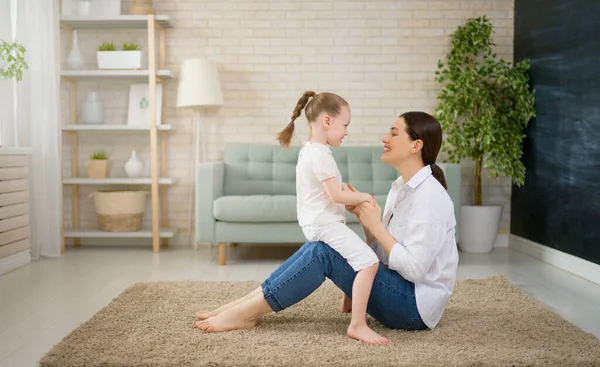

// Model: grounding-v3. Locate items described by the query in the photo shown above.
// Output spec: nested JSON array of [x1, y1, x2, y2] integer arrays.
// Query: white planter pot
[[459, 205, 503, 253], [97, 51, 141, 70]]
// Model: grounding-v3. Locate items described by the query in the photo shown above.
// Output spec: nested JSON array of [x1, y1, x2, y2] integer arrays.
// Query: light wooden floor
[[1, 244, 599, 367]]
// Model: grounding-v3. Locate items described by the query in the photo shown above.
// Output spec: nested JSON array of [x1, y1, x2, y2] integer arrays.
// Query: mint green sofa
[[196, 143, 461, 265]]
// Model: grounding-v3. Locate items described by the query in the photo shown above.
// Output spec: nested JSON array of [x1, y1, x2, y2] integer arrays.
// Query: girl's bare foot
[[347, 323, 391, 345], [340, 294, 352, 313], [195, 293, 272, 333], [196, 287, 262, 320]]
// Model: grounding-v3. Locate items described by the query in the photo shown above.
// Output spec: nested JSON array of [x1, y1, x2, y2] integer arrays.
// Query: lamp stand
[[189, 108, 207, 247]]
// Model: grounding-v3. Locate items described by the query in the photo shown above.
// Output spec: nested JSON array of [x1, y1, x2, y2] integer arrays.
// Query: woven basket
[[90, 191, 148, 232]]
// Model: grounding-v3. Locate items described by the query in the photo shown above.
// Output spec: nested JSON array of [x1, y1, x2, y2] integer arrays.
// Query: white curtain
[[0, 0, 62, 258]]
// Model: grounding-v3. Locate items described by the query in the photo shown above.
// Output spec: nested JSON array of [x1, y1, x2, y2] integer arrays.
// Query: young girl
[[277, 91, 390, 345]]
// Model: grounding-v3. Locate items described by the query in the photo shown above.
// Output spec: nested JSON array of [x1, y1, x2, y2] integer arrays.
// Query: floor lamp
[[176, 58, 224, 247]]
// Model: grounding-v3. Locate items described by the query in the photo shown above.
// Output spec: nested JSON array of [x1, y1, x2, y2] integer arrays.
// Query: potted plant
[[96, 41, 141, 70], [434, 16, 536, 253], [1, 39, 28, 81], [86, 151, 111, 178], [1, 39, 28, 147]]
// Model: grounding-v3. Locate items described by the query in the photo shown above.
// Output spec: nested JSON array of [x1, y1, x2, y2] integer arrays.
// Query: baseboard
[[509, 234, 600, 285], [0, 250, 31, 277]]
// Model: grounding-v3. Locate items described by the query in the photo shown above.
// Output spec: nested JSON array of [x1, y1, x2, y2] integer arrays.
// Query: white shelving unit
[[62, 124, 174, 131], [59, 15, 175, 252], [64, 228, 175, 239], [60, 69, 172, 79], [63, 178, 174, 185]]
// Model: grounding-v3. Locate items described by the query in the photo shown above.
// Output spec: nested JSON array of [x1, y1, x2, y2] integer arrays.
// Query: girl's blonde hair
[[276, 91, 349, 147]]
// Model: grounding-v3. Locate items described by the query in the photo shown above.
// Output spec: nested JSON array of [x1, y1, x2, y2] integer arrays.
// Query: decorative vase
[[129, 0, 155, 14], [77, 0, 92, 16], [66, 30, 84, 70], [125, 150, 143, 178], [81, 92, 103, 124]]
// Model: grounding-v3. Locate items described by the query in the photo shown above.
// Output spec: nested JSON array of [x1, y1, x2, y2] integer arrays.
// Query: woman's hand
[[356, 196, 383, 232]]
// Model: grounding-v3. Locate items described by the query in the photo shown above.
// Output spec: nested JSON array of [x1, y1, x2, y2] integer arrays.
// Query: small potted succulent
[[86, 151, 111, 178], [96, 41, 141, 70]]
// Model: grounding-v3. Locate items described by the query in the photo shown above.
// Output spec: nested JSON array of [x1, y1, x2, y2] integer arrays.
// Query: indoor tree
[[435, 16, 536, 206]]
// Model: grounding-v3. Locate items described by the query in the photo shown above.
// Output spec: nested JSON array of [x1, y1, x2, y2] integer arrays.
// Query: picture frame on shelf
[[127, 83, 162, 127]]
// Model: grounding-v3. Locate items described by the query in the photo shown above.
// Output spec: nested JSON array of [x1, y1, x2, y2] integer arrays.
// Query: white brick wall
[[62, 0, 515, 245]]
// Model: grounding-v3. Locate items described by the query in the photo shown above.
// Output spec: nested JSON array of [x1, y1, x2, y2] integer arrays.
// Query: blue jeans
[[261, 241, 428, 331]]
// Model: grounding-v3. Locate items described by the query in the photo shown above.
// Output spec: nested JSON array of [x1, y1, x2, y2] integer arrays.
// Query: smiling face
[[323, 105, 350, 147], [381, 117, 423, 166]]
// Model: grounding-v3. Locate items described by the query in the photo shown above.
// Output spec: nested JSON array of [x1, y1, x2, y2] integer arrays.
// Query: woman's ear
[[411, 139, 424, 153]]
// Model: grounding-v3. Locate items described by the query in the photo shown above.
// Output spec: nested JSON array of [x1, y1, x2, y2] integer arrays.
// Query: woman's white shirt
[[370, 165, 459, 329]]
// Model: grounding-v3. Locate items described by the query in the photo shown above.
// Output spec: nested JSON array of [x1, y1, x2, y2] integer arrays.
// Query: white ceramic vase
[[66, 30, 84, 70], [81, 92, 103, 124], [125, 150, 143, 178]]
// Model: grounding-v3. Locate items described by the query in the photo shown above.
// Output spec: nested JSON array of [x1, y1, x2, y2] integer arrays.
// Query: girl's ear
[[322, 114, 331, 130]]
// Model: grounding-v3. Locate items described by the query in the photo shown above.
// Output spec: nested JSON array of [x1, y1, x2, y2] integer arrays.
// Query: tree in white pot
[[434, 16, 536, 253]]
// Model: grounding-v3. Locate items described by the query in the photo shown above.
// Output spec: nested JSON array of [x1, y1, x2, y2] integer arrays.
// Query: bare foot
[[196, 287, 262, 320], [347, 323, 391, 345], [195, 294, 269, 333], [195, 311, 216, 320], [340, 294, 352, 313]]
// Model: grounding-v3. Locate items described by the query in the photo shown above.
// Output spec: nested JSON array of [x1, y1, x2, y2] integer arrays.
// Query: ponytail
[[277, 91, 316, 147], [430, 163, 447, 190]]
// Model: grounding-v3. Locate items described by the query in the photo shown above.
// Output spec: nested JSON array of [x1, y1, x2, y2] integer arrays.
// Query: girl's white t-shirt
[[296, 141, 346, 227]]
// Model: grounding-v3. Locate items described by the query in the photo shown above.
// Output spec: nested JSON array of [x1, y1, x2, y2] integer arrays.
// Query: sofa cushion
[[214, 195, 297, 222], [213, 194, 388, 224]]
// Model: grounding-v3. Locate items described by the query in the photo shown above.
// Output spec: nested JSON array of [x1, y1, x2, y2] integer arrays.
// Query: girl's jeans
[[261, 241, 428, 331]]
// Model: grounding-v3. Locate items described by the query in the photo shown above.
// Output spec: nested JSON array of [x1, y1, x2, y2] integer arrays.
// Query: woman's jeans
[[261, 241, 428, 331]]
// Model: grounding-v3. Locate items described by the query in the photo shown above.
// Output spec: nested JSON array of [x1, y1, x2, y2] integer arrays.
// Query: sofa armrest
[[196, 162, 224, 244], [438, 163, 461, 241]]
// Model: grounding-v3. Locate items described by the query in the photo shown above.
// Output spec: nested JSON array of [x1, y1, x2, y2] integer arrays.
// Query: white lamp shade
[[176, 58, 224, 108]]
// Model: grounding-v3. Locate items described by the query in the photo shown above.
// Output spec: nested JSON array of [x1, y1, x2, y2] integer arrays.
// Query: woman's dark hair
[[400, 111, 447, 190]]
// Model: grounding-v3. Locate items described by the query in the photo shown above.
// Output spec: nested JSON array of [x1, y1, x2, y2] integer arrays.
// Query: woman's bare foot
[[195, 293, 272, 333], [347, 323, 391, 345], [340, 294, 352, 313], [196, 287, 262, 320]]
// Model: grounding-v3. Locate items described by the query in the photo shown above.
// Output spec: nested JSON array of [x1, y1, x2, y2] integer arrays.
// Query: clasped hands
[[342, 183, 382, 231]]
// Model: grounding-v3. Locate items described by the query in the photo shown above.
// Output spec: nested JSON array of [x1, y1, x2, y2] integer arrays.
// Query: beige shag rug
[[40, 276, 600, 367]]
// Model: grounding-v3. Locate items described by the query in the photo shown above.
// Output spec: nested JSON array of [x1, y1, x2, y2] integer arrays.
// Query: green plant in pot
[[0, 39, 28, 81], [435, 16, 536, 253], [1, 39, 28, 147], [87, 151, 111, 178], [96, 41, 141, 70]]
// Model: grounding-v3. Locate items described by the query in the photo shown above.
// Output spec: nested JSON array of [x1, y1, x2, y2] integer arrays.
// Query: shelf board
[[60, 69, 172, 79], [60, 15, 172, 29], [62, 124, 173, 131], [64, 228, 176, 238], [63, 177, 173, 185]]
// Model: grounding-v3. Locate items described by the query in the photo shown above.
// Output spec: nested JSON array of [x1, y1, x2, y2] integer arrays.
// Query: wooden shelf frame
[[59, 15, 173, 253]]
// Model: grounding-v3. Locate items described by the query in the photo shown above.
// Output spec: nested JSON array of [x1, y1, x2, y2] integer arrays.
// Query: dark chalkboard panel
[[511, 0, 600, 265]]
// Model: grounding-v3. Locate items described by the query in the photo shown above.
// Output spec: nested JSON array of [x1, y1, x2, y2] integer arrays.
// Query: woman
[[195, 111, 459, 344]]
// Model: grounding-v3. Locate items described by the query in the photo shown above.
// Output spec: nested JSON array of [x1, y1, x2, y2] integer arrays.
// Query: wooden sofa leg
[[218, 242, 226, 265]]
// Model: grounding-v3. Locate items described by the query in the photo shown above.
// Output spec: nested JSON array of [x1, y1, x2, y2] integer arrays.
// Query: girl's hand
[[357, 195, 382, 231], [344, 184, 361, 217]]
